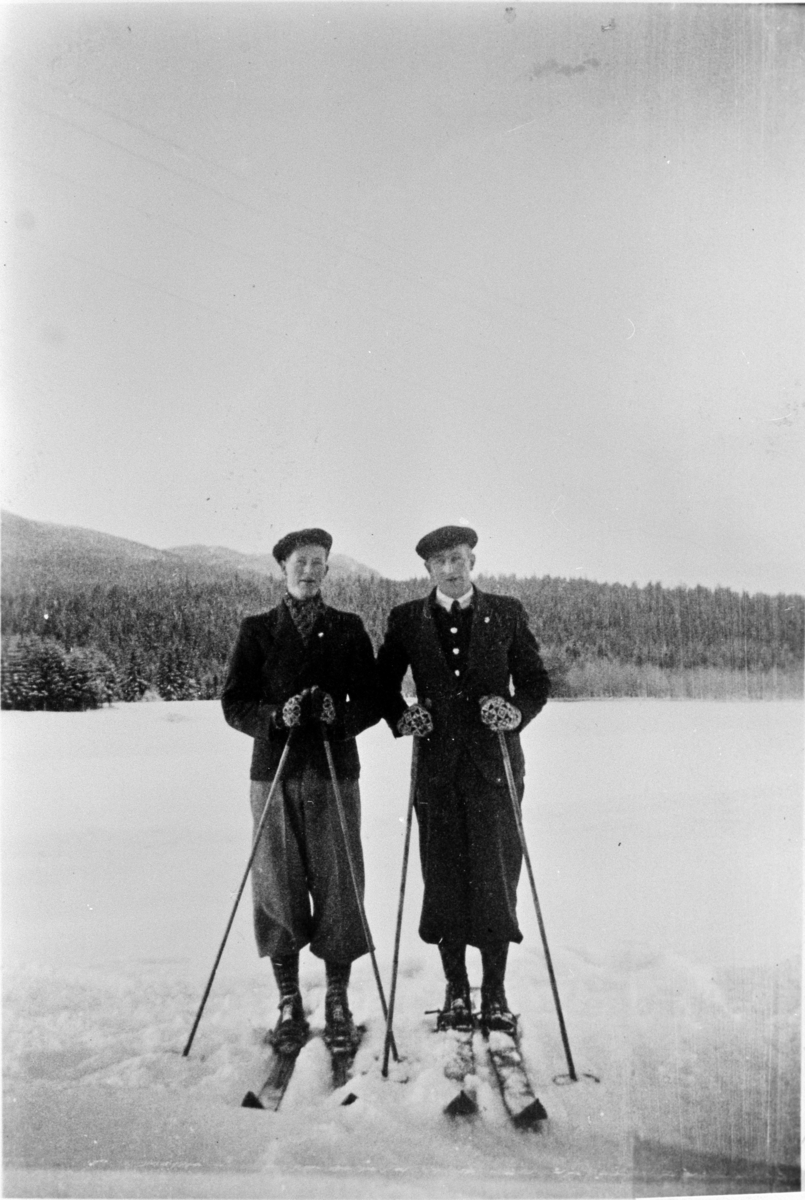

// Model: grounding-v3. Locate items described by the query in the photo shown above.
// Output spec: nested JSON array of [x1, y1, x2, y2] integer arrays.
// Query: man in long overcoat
[[221, 528, 380, 1051], [376, 525, 551, 1034]]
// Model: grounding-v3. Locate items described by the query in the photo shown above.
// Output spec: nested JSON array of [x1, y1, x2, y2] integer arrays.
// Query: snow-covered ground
[[2, 699, 801, 1198]]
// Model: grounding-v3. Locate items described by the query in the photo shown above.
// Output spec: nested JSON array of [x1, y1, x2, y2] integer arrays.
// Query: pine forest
[[2, 571, 802, 710]]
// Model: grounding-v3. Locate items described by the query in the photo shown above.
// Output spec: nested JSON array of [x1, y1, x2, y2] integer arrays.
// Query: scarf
[[284, 592, 325, 644]]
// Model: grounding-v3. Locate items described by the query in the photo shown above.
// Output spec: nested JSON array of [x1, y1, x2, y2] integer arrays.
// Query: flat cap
[[415, 524, 478, 560], [272, 527, 333, 564]]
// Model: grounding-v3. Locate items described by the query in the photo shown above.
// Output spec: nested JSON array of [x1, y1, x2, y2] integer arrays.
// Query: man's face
[[282, 544, 329, 599], [426, 544, 475, 599]]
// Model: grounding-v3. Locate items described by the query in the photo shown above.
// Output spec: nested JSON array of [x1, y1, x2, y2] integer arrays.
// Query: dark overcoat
[[376, 588, 551, 947], [221, 601, 380, 781]]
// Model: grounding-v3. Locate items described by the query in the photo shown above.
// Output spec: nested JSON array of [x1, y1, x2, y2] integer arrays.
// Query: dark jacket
[[221, 601, 380, 780], [376, 587, 551, 789], [376, 587, 551, 945]]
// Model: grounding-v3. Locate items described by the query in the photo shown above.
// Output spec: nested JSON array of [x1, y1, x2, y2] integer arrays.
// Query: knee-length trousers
[[249, 764, 371, 963]]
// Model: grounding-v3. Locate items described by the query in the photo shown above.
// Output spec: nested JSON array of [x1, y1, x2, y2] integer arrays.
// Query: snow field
[[2, 699, 801, 1196]]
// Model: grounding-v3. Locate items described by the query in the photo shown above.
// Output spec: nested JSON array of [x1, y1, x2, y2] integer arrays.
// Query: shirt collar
[[434, 586, 474, 612]]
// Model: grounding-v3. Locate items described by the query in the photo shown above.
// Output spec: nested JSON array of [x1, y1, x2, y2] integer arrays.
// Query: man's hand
[[277, 692, 307, 728], [273, 687, 337, 729], [397, 704, 434, 737], [479, 694, 521, 732], [308, 685, 336, 725]]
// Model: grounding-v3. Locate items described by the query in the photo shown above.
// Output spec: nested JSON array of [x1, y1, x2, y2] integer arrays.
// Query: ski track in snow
[[2, 699, 801, 1195]]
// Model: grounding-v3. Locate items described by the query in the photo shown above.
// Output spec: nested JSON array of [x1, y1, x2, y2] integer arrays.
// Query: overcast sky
[[2, 3, 803, 591]]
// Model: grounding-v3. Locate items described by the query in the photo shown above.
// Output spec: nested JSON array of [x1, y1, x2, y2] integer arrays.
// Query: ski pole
[[497, 730, 577, 1081], [321, 727, 399, 1063], [182, 733, 294, 1057], [382, 737, 419, 1077]]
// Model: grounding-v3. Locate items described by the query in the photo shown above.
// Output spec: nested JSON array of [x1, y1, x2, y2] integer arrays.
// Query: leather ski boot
[[480, 943, 517, 1036], [436, 942, 474, 1031], [270, 953, 309, 1052], [437, 979, 474, 1031], [480, 984, 517, 1036], [323, 961, 359, 1053]]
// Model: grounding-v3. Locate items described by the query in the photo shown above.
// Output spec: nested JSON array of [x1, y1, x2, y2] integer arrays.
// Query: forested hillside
[[2, 572, 802, 707]]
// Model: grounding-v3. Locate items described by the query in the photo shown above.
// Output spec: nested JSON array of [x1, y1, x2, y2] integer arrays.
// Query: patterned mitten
[[479, 694, 521, 731], [281, 692, 307, 728], [397, 704, 434, 737], [309, 686, 337, 725]]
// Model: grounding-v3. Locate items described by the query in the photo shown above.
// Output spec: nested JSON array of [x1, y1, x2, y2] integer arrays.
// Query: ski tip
[[444, 1089, 478, 1118], [512, 1097, 548, 1129], [241, 1091, 266, 1110], [331, 1056, 352, 1091]]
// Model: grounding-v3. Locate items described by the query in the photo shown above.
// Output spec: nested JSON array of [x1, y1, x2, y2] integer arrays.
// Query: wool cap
[[415, 524, 478, 561], [272, 527, 333, 564]]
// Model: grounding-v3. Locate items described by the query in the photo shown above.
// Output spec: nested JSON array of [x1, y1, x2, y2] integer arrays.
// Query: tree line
[[1, 573, 802, 709]]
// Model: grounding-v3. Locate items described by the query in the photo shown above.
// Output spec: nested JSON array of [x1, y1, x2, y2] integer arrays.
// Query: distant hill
[[165, 544, 380, 582], [1, 512, 381, 592], [1, 511, 191, 591]]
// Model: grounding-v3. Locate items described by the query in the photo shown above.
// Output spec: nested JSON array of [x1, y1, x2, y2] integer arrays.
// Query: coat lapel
[[418, 593, 456, 691], [464, 588, 495, 686], [275, 600, 314, 690], [306, 604, 332, 668]]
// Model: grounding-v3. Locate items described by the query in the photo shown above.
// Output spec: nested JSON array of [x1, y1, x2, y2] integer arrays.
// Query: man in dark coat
[[376, 525, 551, 1035], [221, 528, 380, 1052]]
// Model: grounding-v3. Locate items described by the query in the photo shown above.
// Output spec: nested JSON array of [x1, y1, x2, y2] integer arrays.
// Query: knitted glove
[[308, 685, 337, 725], [479, 694, 521, 732], [397, 704, 434, 737]]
